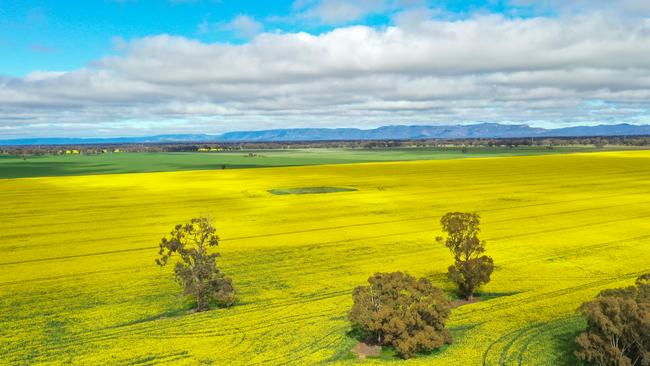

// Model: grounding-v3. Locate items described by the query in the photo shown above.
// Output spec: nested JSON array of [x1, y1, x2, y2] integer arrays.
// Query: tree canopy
[[156, 217, 236, 311], [437, 212, 494, 299], [348, 272, 453, 359], [575, 273, 649, 366]]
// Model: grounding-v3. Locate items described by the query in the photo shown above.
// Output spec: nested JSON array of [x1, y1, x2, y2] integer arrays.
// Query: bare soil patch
[[267, 186, 357, 195], [351, 342, 381, 359], [451, 297, 482, 308]]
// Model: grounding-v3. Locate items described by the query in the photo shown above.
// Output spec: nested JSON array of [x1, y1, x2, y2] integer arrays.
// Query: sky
[[1, 0, 650, 138]]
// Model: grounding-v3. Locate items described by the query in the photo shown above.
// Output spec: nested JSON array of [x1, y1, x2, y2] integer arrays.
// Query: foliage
[[436, 212, 494, 299], [575, 274, 650, 366], [156, 217, 236, 311], [348, 272, 452, 359]]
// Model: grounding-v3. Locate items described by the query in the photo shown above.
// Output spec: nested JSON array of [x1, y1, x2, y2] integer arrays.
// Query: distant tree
[[348, 272, 452, 359], [156, 217, 236, 311], [436, 212, 494, 300], [575, 274, 649, 366]]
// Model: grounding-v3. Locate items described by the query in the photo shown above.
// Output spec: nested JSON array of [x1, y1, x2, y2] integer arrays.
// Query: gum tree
[[575, 273, 650, 366], [436, 212, 494, 300], [156, 216, 236, 311]]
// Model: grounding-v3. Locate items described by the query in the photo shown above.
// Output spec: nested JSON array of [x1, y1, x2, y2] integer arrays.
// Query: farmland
[[0, 145, 611, 179], [1, 150, 650, 365]]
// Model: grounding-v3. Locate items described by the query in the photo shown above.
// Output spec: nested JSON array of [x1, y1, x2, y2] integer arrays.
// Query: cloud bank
[[1, 11, 650, 137]]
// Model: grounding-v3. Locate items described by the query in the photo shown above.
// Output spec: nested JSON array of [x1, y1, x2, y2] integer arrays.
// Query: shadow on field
[[0, 161, 116, 178], [546, 323, 589, 366]]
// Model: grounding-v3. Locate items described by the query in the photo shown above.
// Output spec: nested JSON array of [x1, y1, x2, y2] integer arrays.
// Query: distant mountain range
[[3, 123, 650, 145]]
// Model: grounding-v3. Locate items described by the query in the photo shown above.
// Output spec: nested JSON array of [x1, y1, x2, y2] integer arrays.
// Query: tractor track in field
[[457, 270, 648, 327], [249, 325, 348, 366], [33, 270, 631, 365], [0, 228, 433, 286], [28, 305, 341, 358], [2, 208, 650, 293], [516, 317, 581, 366], [3, 169, 647, 249], [483, 323, 546, 366], [4, 187, 650, 268], [0, 266, 143, 287], [25, 289, 350, 357], [481, 315, 580, 366], [499, 233, 650, 266], [0, 216, 645, 290]]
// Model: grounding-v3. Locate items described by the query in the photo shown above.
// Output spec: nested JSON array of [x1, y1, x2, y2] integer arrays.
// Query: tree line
[[5, 135, 650, 156]]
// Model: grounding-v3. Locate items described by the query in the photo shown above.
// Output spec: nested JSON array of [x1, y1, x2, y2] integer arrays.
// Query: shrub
[[575, 273, 649, 366], [348, 272, 452, 359]]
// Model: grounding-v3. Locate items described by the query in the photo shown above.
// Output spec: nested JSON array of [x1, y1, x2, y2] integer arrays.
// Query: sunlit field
[[1, 151, 649, 365]]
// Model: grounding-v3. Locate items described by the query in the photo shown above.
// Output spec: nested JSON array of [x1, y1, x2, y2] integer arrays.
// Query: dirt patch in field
[[268, 186, 358, 195], [351, 342, 381, 359], [451, 297, 482, 308]]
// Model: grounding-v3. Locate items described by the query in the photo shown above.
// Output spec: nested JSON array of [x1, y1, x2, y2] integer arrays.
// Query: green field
[[0, 146, 614, 179], [1, 150, 649, 365]]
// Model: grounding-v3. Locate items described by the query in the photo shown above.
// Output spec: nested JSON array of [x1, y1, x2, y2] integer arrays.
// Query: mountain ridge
[[3, 123, 650, 145]]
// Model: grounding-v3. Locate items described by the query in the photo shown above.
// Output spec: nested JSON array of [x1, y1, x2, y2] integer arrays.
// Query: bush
[[575, 273, 649, 366], [348, 272, 452, 359]]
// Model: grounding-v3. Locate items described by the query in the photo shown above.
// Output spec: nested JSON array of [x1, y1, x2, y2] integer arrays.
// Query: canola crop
[[1, 151, 649, 365]]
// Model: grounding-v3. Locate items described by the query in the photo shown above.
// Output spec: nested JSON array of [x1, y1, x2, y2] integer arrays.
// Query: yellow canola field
[[1, 151, 650, 365]]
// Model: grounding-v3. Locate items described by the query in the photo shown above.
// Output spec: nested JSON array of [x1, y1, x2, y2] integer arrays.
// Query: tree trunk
[[196, 296, 207, 312]]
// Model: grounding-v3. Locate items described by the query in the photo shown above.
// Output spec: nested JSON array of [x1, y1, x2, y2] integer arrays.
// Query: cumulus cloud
[[1, 12, 650, 137]]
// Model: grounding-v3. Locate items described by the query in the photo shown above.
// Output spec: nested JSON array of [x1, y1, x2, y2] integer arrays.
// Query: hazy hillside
[[3, 123, 650, 145]]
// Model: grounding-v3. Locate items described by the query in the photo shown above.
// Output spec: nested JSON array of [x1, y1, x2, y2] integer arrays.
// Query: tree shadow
[[546, 324, 589, 366]]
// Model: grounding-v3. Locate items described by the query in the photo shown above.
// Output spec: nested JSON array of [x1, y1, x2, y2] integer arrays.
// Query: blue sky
[[1, 0, 543, 76], [1, 0, 649, 138], [2, 1, 287, 75]]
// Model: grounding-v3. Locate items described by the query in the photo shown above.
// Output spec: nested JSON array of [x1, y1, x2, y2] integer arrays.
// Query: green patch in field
[[267, 186, 358, 195], [0, 145, 621, 179], [516, 316, 588, 366], [124, 351, 190, 365], [44, 319, 72, 345]]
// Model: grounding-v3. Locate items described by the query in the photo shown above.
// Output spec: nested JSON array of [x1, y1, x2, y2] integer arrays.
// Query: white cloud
[[222, 15, 264, 38], [293, 0, 425, 25], [300, 0, 388, 24], [198, 15, 263, 39], [1, 12, 650, 137], [509, 0, 650, 16]]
